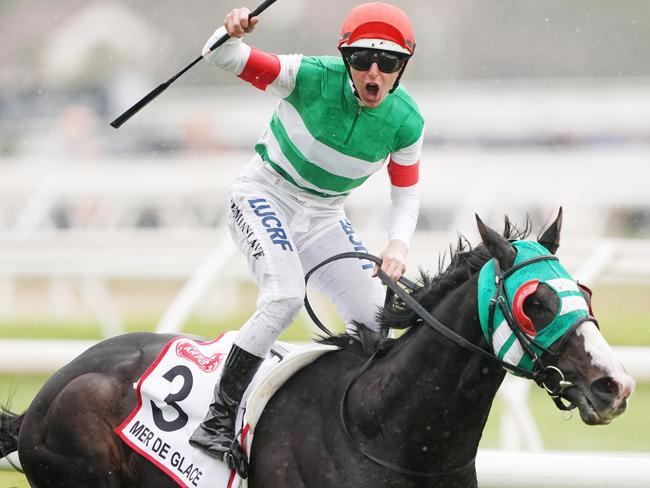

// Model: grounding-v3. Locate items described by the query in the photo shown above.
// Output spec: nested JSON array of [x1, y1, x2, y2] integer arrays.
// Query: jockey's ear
[[476, 214, 516, 271], [538, 207, 563, 255]]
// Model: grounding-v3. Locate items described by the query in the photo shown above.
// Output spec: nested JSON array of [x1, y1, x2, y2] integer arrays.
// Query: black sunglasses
[[344, 49, 408, 74]]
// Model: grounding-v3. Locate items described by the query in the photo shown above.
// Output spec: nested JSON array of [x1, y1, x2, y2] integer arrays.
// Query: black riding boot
[[189, 344, 263, 479]]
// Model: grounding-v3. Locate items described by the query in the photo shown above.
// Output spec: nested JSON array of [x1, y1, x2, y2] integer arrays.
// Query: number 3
[[151, 365, 194, 432]]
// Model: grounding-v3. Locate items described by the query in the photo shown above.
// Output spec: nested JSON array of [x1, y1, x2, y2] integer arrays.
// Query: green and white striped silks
[[255, 56, 424, 197]]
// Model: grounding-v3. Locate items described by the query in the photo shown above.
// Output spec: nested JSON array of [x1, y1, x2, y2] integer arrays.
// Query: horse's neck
[[348, 276, 506, 472]]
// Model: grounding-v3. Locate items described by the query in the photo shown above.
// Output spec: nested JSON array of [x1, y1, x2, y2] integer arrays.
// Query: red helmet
[[338, 2, 415, 56]]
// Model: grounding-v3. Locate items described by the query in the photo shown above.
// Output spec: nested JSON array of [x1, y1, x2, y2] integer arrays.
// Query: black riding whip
[[110, 0, 278, 129]]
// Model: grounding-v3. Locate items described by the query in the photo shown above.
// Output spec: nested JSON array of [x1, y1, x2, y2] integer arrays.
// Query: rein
[[304, 251, 584, 477], [305, 251, 554, 380]]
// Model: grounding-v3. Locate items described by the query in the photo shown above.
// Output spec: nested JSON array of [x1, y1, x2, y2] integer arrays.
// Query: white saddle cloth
[[115, 332, 337, 488]]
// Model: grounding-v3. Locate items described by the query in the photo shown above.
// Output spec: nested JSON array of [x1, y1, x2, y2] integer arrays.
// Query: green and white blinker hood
[[477, 241, 591, 375]]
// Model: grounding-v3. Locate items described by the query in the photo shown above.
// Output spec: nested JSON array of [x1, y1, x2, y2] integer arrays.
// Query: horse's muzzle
[[565, 374, 635, 425]]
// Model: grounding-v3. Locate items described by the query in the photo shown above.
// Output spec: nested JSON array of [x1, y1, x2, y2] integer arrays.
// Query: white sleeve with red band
[[202, 27, 301, 98], [202, 27, 251, 74], [387, 132, 424, 245]]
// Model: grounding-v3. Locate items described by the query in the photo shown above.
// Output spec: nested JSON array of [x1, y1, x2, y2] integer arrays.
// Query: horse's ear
[[476, 214, 516, 270], [538, 207, 563, 255]]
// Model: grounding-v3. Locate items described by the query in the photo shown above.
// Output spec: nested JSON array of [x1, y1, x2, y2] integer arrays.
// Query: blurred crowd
[[1, 0, 649, 158]]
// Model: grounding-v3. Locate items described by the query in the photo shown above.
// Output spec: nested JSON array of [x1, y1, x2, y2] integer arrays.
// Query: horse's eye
[[525, 297, 542, 308], [524, 296, 544, 313], [519, 283, 560, 330]]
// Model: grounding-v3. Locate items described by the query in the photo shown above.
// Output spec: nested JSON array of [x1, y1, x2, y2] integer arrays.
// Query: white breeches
[[228, 156, 386, 358]]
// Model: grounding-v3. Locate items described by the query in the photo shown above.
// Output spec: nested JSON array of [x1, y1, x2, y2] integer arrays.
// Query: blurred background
[[1, 0, 649, 484]]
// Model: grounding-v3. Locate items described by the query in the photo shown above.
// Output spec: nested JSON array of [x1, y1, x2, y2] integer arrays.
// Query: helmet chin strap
[[388, 58, 410, 94], [390, 42, 414, 94], [340, 53, 364, 100], [340, 54, 359, 98]]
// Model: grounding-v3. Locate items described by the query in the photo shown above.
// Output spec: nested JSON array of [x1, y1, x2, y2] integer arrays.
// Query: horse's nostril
[[591, 377, 621, 400]]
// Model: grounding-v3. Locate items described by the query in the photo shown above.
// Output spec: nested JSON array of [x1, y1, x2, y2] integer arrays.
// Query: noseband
[[304, 250, 596, 477]]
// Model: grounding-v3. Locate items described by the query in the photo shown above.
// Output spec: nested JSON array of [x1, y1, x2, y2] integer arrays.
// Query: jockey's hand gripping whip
[[110, 0, 278, 129]]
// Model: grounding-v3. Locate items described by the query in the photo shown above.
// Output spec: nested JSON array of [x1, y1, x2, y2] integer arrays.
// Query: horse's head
[[476, 209, 635, 425]]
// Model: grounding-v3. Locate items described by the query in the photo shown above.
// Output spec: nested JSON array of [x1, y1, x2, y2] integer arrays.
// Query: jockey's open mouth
[[360, 82, 381, 105], [366, 83, 379, 95]]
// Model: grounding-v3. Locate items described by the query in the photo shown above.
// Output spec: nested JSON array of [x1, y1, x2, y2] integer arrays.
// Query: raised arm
[[202, 7, 301, 97]]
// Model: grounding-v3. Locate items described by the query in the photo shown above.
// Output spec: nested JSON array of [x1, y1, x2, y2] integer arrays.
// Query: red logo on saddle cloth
[[175, 341, 224, 373]]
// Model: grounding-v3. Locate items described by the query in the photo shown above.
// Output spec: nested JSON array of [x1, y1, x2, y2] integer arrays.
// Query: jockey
[[189, 2, 424, 478]]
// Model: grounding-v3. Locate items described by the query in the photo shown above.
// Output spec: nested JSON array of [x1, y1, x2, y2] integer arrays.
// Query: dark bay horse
[[1, 212, 635, 487]]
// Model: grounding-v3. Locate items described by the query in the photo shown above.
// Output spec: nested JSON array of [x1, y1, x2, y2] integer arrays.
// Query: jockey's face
[[349, 62, 401, 108]]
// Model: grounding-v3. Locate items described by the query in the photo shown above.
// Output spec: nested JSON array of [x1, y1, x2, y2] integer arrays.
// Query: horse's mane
[[319, 217, 531, 352]]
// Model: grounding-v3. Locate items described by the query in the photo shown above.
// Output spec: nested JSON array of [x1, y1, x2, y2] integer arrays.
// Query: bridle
[[486, 254, 598, 408], [304, 251, 597, 477]]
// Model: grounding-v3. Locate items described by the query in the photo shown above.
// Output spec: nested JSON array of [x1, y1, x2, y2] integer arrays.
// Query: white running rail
[[3, 450, 650, 486]]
